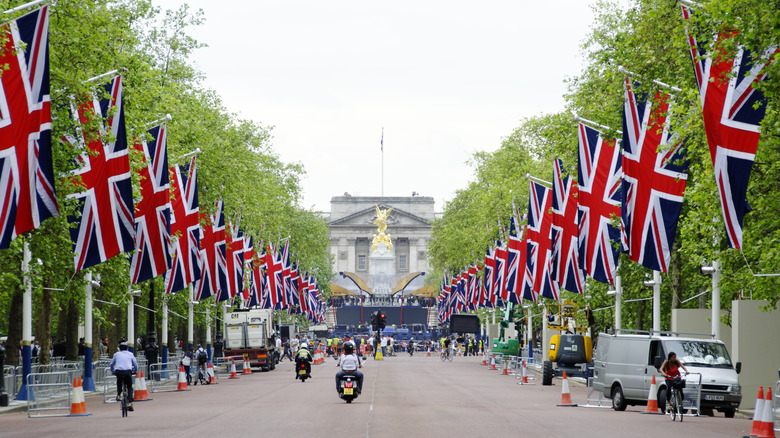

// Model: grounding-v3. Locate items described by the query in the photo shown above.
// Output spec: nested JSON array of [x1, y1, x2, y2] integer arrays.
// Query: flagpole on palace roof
[[381, 127, 384, 197], [2, 0, 48, 15]]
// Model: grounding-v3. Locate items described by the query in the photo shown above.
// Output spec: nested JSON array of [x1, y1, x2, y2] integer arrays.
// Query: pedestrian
[[380, 335, 388, 357], [182, 348, 193, 384], [281, 338, 292, 362]]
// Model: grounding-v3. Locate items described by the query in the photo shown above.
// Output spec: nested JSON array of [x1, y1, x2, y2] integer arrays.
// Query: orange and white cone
[[557, 371, 577, 407], [70, 377, 85, 414], [517, 360, 534, 385], [643, 375, 659, 413], [427, 349, 431, 357], [489, 355, 497, 370], [757, 387, 776, 438], [242, 358, 252, 375], [78, 377, 87, 413], [750, 386, 766, 437], [229, 358, 239, 379], [207, 362, 216, 383], [502, 358, 509, 375], [177, 365, 188, 390], [481, 352, 487, 365], [134, 370, 148, 400]]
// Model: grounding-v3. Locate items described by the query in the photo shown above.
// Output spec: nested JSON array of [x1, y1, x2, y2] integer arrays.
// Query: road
[[1, 353, 754, 437]]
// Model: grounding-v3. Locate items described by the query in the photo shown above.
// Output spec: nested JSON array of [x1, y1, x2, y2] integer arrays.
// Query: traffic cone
[[427, 349, 431, 357], [375, 349, 384, 361], [757, 388, 776, 438], [750, 386, 765, 437], [643, 375, 659, 414], [229, 358, 239, 378], [177, 366, 188, 390], [502, 358, 509, 375], [242, 358, 252, 375], [134, 370, 148, 401], [557, 371, 577, 407], [207, 362, 216, 383], [481, 352, 487, 365], [517, 360, 534, 385], [489, 356, 497, 370], [70, 377, 85, 414]]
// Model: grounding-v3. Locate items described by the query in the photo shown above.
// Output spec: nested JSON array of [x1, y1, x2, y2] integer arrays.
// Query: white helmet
[[300, 342, 308, 349]]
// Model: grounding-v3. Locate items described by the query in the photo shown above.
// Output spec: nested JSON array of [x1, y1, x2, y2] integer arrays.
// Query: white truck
[[223, 308, 276, 371]]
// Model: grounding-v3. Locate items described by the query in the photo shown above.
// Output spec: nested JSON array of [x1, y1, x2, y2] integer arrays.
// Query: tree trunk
[[55, 301, 68, 341], [670, 246, 682, 309], [109, 304, 122, 355], [65, 295, 79, 360], [35, 285, 53, 365], [147, 281, 156, 337], [635, 301, 645, 331], [6, 289, 23, 366]]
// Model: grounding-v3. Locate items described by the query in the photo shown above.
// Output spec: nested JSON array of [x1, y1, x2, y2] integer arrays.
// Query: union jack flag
[[505, 216, 526, 304], [65, 75, 134, 271], [241, 236, 254, 304], [467, 265, 478, 310], [164, 157, 200, 295], [526, 180, 557, 300], [481, 246, 495, 308], [194, 199, 228, 302], [551, 158, 585, 295], [130, 124, 171, 283], [494, 241, 507, 305], [681, 5, 775, 249], [577, 123, 621, 285], [279, 239, 291, 309], [225, 220, 244, 300], [621, 79, 688, 272], [0, 6, 59, 249]]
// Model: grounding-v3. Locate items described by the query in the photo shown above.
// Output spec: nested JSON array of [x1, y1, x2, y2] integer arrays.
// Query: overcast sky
[[160, 1, 597, 213]]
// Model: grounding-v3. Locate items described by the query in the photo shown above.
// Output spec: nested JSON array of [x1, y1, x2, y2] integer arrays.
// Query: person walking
[[181, 349, 193, 384], [281, 338, 293, 362], [380, 336, 388, 357]]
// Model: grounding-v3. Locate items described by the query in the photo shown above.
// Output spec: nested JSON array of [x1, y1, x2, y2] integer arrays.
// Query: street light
[[701, 260, 721, 340]]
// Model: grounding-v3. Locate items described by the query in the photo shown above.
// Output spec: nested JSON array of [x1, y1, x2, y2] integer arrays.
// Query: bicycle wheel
[[441, 352, 445, 362], [447, 351, 453, 362], [121, 389, 128, 417], [676, 389, 684, 422]]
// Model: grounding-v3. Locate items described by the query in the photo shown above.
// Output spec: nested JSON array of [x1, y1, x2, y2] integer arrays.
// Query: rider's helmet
[[119, 342, 129, 351], [344, 342, 355, 354], [300, 343, 308, 350]]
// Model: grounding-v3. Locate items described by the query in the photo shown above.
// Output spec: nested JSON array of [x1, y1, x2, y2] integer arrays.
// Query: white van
[[592, 333, 742, 417]]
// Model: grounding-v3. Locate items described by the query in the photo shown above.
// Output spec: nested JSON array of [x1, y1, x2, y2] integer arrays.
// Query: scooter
[[337, 374, 360, 403], [295, 360, 311, 382]]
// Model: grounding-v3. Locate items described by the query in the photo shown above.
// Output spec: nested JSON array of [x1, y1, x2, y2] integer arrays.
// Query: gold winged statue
[[372, 205, 394, 250]]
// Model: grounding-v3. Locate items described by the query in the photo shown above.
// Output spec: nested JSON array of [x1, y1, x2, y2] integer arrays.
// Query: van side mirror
[[735, 362, 741, 374], [654, 357, 663, 370]]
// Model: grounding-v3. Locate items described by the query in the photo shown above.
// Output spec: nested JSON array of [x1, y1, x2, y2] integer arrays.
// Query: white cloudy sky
[[160, 1, 597, 212]]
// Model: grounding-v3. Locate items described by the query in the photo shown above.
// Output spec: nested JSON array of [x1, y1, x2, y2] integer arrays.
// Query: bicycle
[[120, 382, 130, 417], [665, 375, 685, 422], [440, 347, 453, 362]]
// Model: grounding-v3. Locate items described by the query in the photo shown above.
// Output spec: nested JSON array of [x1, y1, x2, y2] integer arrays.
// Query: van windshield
[[664, 340, 733, 368]]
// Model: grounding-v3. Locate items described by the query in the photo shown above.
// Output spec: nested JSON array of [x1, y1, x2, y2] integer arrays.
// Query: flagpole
[[381, 127, 384, 197]]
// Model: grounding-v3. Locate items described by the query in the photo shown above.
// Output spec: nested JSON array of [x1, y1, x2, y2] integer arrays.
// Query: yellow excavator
[[542, 300, 593, 386]]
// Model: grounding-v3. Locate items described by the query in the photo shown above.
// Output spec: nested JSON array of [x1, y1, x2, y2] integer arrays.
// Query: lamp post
[[607, 276, 622, 334], [643, 271, 661, 333], [701, 260, 722, 340]]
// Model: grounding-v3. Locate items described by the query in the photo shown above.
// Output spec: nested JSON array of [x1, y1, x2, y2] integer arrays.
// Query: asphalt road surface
[[1, 353, 755, 437]]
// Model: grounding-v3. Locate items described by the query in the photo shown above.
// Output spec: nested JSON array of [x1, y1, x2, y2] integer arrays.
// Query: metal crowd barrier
[[4, 365, 17, 397], [101, 368, 118, 403], [580, 366, 610, 408], [681, 372, 702, 417], [491, 352, 504, 368], [149, 361, 179, 393], [26, 372, 72, 418], [214, 357, 231, 380], [774, 378, 779, 432], [515, 356, 537, 385]]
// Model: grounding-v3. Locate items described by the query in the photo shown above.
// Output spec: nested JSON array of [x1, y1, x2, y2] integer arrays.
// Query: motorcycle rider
[[408, 338, 415, 356], [336, 341, 363, 394], [294, 342, 313, 379]]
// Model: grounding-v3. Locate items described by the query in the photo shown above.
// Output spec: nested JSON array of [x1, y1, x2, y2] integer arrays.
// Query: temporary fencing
[[214, 357, 231, 380], [579, 366, 608, 407], [775, 379, 780, 433], [679, 372, 702, 417], [101, 368, 118, 403], [26, 371, 72, 418], [516, 357, 536, 386], [149, 361, 180, 393], [490, 353, 503, 371]]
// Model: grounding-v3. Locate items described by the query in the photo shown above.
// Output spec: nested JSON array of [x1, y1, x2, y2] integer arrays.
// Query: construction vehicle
[[542, 300, 593, 385], [223, 308, 276, 371], [491, 303, 520, 356]]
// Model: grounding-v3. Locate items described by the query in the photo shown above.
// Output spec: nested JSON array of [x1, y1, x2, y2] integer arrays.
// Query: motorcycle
[[295, 359, 311, 382], [337, 374, 360, 403]]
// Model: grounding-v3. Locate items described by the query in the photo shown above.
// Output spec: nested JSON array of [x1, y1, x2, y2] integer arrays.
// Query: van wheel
[[611, 385, 627, 411], [542, 361, 553, 386], [723, 408, 735, 418], [657, 388, 667, 413]]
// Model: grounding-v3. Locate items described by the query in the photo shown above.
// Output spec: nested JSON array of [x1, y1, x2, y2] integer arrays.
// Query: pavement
[[0, 354, 759, 437]]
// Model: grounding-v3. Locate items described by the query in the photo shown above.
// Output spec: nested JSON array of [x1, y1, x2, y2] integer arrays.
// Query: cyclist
[[660, 351, 688, 411], [110, 341, 138, 412], [443, 336, 452, 359], [194, 345, 208, 385]]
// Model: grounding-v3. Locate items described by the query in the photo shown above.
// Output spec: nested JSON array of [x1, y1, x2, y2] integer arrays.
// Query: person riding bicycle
[[661, 351, 688, 411], [110, 341, 138, 412], [295, 343, 313, 379], [336, 341, 363, 394], [443, 337, 452, 358], [194, 345, 208, 385]]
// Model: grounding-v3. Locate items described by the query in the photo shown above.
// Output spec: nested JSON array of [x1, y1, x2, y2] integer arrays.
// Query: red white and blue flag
[[164, 157, 200, 295], [65, 75, 134, 271], [0, 6, 59, 249], [621, 79, 688, 272], [526, 180, 557, 300], [481, 246, 496, 308], [225, 220, 245, 300], [194, 200, 228, 301], [494, 241, 507, 306], [505, 216, 526, 304], [577, 123, 621, 285], [681, 5, 775, 249], [551, 159, 585, 295], [130, 124, 171, 283]]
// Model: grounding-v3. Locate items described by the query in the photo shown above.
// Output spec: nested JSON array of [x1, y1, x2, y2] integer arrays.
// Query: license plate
[[704, 394, 724, 401], [343, 388, 353, 395], [298, 369, 307, 375]]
